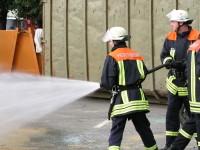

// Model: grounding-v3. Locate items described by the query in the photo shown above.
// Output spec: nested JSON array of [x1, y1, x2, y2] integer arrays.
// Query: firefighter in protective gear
[[185, 39, 200, 149], [100, 26, 158, 150], [165, 40, 200, 150], [160, 9, 200, 150]]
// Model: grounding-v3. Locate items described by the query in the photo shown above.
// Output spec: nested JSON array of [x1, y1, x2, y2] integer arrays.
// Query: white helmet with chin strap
[[102, 27, 131, 42], [166, 9, 193, 24]]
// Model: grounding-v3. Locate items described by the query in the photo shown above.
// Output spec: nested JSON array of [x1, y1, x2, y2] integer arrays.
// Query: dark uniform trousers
[[166, 92, 190, 146], [171, 114, 200, 150], [109, 112, 157, 148], [195, 114, 200, 150], [171, 115, 197, 149]]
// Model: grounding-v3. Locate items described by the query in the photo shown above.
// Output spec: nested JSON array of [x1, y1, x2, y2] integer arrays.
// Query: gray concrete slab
[[0, 97, 197, 150]]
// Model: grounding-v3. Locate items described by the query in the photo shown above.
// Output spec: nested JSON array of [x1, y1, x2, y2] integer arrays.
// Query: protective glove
[[165, 59, 172, 69], [170, 60, 182, 69]]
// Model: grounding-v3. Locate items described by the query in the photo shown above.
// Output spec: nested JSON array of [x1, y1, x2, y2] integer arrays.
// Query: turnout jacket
[[101, 44, 149, 118], [160, 27, 199, 96], [187, 40, 200, 114]]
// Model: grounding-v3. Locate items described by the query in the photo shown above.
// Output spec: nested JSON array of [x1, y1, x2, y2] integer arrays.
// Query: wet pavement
[[0, 97, 197, 150]]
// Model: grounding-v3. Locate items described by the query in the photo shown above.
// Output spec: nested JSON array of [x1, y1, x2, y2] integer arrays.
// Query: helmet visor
[[166, 9, 177, 20], [102, 29, 113, 42]]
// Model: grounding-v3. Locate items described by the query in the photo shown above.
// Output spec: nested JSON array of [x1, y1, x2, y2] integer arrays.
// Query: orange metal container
[[0, 28, 18, 72], [0, 28, 41, 75]]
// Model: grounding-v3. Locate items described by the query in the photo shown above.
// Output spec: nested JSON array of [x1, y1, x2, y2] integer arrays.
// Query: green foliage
[[11, 0, 42, 23], [0, 0, 12, 9], [1, 0, 42, 23], [0, 0, 13, 29], [0, 0, 12, 17]]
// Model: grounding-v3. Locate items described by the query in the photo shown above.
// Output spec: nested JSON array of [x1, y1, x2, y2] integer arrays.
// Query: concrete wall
[[42, 0, 200, 97]]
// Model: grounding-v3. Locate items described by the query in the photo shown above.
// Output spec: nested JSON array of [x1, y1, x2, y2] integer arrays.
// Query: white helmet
[[166, 9, 193, 24], [102, 27, 131, 42]]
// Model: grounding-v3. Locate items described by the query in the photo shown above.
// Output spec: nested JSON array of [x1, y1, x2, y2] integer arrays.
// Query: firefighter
[[185, 39, 200, 149], [166, 40, 200, 150], [100, 26, 158, 150], [160, 9, 200, 150]]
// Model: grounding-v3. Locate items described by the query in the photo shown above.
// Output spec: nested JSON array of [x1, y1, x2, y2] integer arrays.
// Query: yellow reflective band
[[194, 133, 197, 138], [166, 82, 177, 95], [166, 77, 177, 95], [136, 60, 145, 79], [121, 90, 129, 104], [166, 131, 179, 136], [139, 88, 145, 100], [189, 101, 200, 113], [111, 100, 149, 117], [113, 100, 149, 109], [170, 49, 175, 58], [189, 101, 200, 107], [177, 87, 188, 91], [163, 57, 172, 64], [179, 129, 192, 139], [166, 75, 188, 96], [177, 87, 188, 96], [111, 105, 150, 117], [166, 76, 177, 90], [178, 91, 188, 96], [190, 107, 200, 113], [145, 144, 158, 150], [118, 61, 126, 85], [198, 142, 200, 147], [108, 146, 120, 150], [168, 75, 176, 81], [191, 52, 196, 102]]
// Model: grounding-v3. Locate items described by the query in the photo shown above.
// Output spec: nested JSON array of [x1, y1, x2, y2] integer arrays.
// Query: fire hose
[[147, 63, 170, 75]]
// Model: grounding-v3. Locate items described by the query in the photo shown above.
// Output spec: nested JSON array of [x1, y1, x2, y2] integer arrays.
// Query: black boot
[[159, 145, 170, 150]]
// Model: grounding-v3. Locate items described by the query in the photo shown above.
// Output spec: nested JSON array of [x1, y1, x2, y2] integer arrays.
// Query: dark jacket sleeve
[[160, 38, 173, 64], [100, 56, 118, 90], [196, 51, 200, 77]]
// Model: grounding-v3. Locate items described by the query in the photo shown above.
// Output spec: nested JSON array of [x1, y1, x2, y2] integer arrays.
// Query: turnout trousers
[[195, 114, 200, 150], [171, 115, 197, 150], [171, 114, 200, 150], [108, 112, 157, 150], [165, 92, 190, 147]]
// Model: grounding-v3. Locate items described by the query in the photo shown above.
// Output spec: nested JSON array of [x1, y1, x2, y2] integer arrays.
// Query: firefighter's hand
[[165, 60, 172, 69], [170, 60, 182, 69]]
